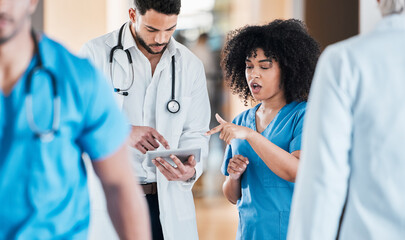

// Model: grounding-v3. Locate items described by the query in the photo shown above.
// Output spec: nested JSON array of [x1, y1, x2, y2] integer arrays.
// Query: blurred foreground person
[[288, 0, 405, 239], [0, 0, 150, 239]]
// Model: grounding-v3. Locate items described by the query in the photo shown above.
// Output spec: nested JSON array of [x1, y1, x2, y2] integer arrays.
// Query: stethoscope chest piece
[[167, 99, 180, 113]]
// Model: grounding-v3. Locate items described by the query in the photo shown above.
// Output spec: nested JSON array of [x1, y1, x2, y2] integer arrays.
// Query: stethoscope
[[25, 29, 60, 142], [109, 23, 180, 114]]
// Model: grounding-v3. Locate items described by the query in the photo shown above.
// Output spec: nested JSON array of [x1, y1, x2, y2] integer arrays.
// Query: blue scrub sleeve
[[221, 144, 233, 176], [77, 68, 129, 161], [289, 109, 305, 153]]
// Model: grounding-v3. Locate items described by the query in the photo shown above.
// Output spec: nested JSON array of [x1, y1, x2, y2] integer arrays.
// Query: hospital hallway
[[193, 171, 239, 240]]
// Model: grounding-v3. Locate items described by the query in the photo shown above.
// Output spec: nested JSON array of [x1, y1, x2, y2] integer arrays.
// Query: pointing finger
[[215, 113, 227, 124], [151, 130, 170, 149], [205, 124, 223, 136]]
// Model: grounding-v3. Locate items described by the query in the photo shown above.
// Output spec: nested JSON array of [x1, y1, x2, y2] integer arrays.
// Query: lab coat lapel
[[155, 60, 172, 141], [155, 59, 172, 204], [104, 32, 129, 74]]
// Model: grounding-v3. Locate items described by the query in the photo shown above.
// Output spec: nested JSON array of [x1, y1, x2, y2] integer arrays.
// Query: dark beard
[[0, 8, 31, 45], [135, 31, 168, 55]]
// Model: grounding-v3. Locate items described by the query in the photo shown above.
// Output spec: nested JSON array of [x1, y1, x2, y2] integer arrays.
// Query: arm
[[246, 131, 300, 182], [92, 143, 151, 240], [287, 47, 353, 239], [222, 177, 241, 205], [222, 155, 249, 204], [207, 114, 300, 182]]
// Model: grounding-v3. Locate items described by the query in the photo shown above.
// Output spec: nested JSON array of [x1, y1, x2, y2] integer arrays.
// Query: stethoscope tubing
[[110, 22, 180, 113], [25, 29, 60, 141]]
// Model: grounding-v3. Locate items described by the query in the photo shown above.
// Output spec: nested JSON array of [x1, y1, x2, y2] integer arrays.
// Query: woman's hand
[[227, 155, 249, 180], [206, 114, 254, 145]]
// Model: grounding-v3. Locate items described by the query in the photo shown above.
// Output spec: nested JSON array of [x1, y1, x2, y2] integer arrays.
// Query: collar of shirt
[[375, 13, 405, 32], [121, 21, 180, 62]]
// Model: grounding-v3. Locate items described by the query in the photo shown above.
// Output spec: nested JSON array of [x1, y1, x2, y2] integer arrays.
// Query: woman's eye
[[246, 66, 253, 69]]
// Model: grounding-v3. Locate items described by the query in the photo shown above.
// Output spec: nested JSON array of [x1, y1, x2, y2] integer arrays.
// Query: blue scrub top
[[0, 35, 129, 239], [222, 101, 306, 240]]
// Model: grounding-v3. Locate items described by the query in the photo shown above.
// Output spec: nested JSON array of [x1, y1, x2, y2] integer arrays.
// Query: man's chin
[[146, 46, 167, 55]]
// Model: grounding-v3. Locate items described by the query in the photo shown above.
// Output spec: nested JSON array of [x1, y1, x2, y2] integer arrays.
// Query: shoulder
[[173, 40, 204, 70], [83, 30, 118, 49], [320, 33, 372, 65], [283, 101, 306, 125], [292, 101, 306, 113], [290, 101, 306, 118], [41, 35, 105, 87], [232, 106, 257, 125], [80, 30, 119, 58], [41, 35, 93, 73]]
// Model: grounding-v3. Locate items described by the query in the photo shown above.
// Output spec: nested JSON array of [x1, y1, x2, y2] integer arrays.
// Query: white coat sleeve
[[287, 46, 354, 239], [177, 61, 211, 190]]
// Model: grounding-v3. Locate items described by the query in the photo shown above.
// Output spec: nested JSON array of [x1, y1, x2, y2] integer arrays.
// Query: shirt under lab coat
[[80, 22, 210, 240], [288, 14, 405, 240]]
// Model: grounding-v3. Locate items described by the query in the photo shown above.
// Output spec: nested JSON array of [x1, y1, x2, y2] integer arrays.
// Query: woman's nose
[[249, 69, 261, 78]]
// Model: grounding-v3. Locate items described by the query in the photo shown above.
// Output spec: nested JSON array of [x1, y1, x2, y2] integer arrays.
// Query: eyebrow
[[145, 24, 177, 31], [245, 59, 272, 63]]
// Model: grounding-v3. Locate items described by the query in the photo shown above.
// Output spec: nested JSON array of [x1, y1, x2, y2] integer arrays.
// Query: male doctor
[[288, 0, 405, 239], [80, 0, 210, 239]]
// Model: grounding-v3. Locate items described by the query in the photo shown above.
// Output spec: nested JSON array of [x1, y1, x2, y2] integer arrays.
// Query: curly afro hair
[[134, 0, 181, 15], [221, 19, 320, 105]]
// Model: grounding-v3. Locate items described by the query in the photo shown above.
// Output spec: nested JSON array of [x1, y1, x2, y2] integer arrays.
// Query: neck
[[0, 23, 34, 94], [260, 93, 287, 113]]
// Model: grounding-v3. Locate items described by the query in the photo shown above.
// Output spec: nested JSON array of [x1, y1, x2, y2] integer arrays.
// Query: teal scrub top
[[0, 35, 129, 239], [222, 101, 306, 240]]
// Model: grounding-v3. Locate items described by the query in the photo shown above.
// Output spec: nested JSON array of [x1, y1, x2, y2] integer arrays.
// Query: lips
[[250, 82, 262, 94]]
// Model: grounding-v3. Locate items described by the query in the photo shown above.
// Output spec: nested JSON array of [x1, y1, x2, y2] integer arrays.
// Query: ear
[[29, 0, 39, 15], [129, 8, 137, 24]]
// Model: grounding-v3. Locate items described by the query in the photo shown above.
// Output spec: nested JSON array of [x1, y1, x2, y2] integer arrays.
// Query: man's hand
[[152, 155, 197, 182], [129, 126, 170, 154], [227, 155, 249, 180]]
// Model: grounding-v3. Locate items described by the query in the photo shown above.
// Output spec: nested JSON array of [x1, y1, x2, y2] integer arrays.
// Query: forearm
[[246, 131, 299, 182], [93, 144, 151, 240], [222, 176, 242, 205], [103, 181, 151, 240]]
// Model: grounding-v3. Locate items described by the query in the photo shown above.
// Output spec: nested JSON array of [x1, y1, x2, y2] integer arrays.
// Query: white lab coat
[[80, 23, 210, 240], [288, 14, 405, 240]]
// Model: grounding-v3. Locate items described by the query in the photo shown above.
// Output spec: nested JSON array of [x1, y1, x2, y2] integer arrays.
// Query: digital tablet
[[145, 147, 201, 168]]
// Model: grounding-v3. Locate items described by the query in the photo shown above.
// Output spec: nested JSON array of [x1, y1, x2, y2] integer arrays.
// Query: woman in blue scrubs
[[206, 19, 320, 239]]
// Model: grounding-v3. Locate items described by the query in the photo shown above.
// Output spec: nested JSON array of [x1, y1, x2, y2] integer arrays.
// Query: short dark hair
[[134, 0, 181, 15], [221, 19, 320, 105]]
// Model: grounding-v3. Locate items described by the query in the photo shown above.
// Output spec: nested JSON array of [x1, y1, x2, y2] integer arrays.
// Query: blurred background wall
[[31, 0, 383, 239]]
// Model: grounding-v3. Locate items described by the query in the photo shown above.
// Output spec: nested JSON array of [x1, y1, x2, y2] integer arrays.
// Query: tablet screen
[[145, 147, 201, 168]]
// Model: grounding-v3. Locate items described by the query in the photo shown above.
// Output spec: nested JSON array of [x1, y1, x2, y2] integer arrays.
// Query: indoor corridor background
[[32, 0, 382, 239]]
